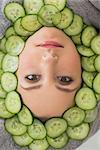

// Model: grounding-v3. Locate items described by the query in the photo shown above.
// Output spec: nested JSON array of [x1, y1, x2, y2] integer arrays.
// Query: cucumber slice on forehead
[[28, 119, 46, 139], [77, 45, 94, 57], [21, 15, 42, 32], [91, 35, 100, 54], [6, 35, 25, 56], [5, 116, 27, 136], [24, 0, 44, 15], [82, 26, 97, 47], [18, 105, 33, 125], [38, 5, 59, 26], [67, 123, 90, 140], [2, 54, 19, 73], [63, 107, 85, 127], [13, 133, 33, 146], [47, 133, 68, 149], [5, 91, 21, 114], [56, 8, 73, 29], [29, 138, 49, 150], [1, 72, 17, 92], [64, 14, 83, 36], [5, 26, 16, 38], [0, 98, 14, 119], [93, 73, 100, 94], [44, 0, 66, 11], [4, 2, 25, 22], [75, 87, 97, 110], [45, 118, 67, 138], [14, 18, 33, 37]]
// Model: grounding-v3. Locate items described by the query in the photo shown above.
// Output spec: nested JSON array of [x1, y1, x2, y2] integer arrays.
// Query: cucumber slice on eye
[[94, 55, 100, 72], [93, 73, 100, 94], [55, 8, 73, 29], [77, 45, 94, 57], [47, 133, 68, 149], [44, 0, 66, 11], [6, 35, 25, 56], [5, 26, 16, 38], [18, 105, 33, 126], [63, 107, 85, 127], [72, 33, 82, 45], [45, 118, 67, 138], [21, 15, 42, 32], [82, 71, 97, 88], [0, 51, 5, 69], [28, 118, 46, 139], [91, 35, 100, 54], [84, 107, 98, 123], [1, 72, 17, 92], [5, 116, 27, 136], [67, 123, 90, 140], [5, 91, 21, 114], [24, 0, 44, 15], [29, 138, 49, 150], [75, 87, 97, 110], [0, 98, 14, 119], [82, 26, 97, 47], [81, 55, 96, 72], [2, 54, 19, 73], [64, 14, 83, 36], [4, 2, 25, 22], [14, 18, 33, 37], [13, 132, 33, 146], [0, 37, 7, 53], [38, 5, 59, 26]]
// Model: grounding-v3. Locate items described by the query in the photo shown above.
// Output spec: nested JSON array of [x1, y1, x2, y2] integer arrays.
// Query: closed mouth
[[36, 41, 64, 48]]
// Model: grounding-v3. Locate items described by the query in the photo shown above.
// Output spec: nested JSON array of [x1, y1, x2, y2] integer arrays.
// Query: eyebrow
[[20, 84, 79, 93]]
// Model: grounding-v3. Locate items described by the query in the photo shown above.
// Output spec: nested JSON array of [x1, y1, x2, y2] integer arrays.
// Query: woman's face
[[16, 27, 82, 120]]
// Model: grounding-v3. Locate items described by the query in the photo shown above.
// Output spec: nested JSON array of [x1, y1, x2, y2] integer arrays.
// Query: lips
[[36, 41, 64, 48]]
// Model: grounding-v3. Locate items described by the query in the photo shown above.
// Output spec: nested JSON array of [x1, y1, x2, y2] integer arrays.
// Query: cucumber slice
[[28, 119, 46, 139], [67, 123, 90, 140], [95, 93, 100, 102], [21, 15, 42, 32], [82, 71, 97, 88], [81, 55, 96, 72], [72, 33, 82, 45], [13, 132, 33, 146], [5, 26, 16, 38], [91, 35, 100, 54], [18, 105, 33, 125], [57, 8, 73, 29], [0, 84, 7, 98], [1, 72, 17, 92], [75, 87, 97, 110], [52, 12, 61, 26], [38, 5, 59, 26], [45, 118, 67, 138], [0, 98, 14, 119], [5, 91, 21, 114], [2, 54, 19, 73], [6, 35, 25, 56], [5, 116, 27, 136], [0, 51, 5, 69], [0, 37, 7, 53], [0, 69, 4, 79], [77, 45, 94, 57], [47, 133, 68, 149], [93, 73, 100, 94], [82, 26, 97, 47], [44, 0, 66, 11], [4, 2, 25, 22], [64, 14, 83, 36], [24, 0, 44, 15], [14, 18, 33, 37], [29, 138, 49, 150], [84, 107, 98, 123], [63, 107, 85, 127], [94, 55, 100, 72]]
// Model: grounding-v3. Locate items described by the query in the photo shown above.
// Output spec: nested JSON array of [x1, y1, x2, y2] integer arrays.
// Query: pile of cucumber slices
[[0, 0, 100, 150]]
